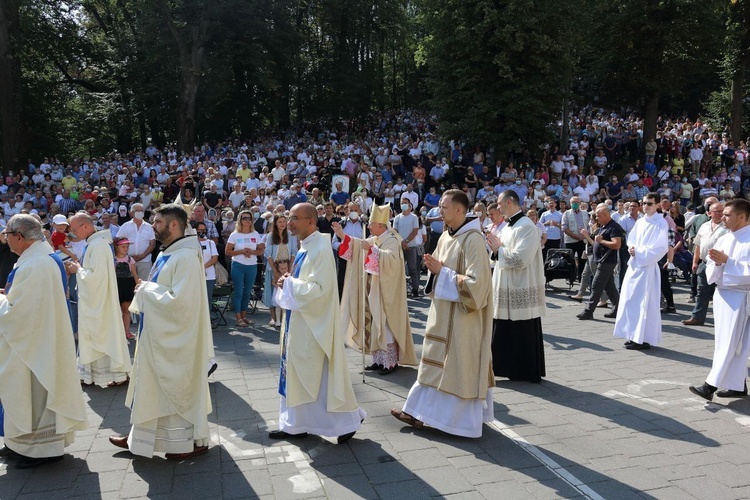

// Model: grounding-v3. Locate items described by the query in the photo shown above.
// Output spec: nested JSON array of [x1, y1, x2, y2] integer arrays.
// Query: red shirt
[[50, 231, 67, 251]]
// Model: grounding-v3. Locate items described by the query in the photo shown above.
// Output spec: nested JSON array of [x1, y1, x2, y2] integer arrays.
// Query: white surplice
[[704, 225, 750, 391], [613, 213, 668, 345]]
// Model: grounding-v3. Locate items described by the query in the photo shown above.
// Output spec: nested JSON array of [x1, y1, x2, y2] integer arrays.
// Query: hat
[[114, 237, 132, 246], [52, 214, 69, 225], [370, 204, 390, 225]]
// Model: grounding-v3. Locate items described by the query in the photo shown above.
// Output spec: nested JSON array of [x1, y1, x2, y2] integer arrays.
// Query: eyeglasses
[[289, 216, 312, 222], [0, 230, 18, 236], [240, 217, 253, 221]]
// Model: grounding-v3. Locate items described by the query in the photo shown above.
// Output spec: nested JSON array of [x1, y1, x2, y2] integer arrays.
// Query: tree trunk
[[642, 92, 660, 160], [158, 0, 214, 153], [729, 61, 745, 145], [0, 0, 24, 173]]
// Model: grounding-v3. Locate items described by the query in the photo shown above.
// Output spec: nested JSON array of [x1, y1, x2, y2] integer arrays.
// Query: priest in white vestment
[[271, 203, 366, 444], [391, 190, 494, 438], [0, 215, 88, 469], [335, 204, 418, 376], [690, 199, 750, 401], [109, 204, 214, 459], [613, 193, 668, 350], [66, 212, 131, 387]]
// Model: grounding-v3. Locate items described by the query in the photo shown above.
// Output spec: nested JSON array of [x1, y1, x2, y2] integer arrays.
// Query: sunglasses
[[642, 202, 655, 206], [241, 217, 253, 221]]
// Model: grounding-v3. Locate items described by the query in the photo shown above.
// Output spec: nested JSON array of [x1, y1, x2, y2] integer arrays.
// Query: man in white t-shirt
[[394, 200, 421, 297], [228, 183, 246, 210], [116, 203, 156, 280]]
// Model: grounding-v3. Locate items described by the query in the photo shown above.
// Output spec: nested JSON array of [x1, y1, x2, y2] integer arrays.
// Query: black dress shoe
[[0, 446, 20, 459], [625, 342, 650, 350], [623, 340, 634, 346], [661, 307, 676, 313], [689, 382, 716, 401], [378, 365, 398, 375], [716, 382, 747, 398], [268, 430, 308, 440], [14, 455, 64, 469], [207, 362, 218, 377], [364, 363, 383, 371], [576, 311, 594, 320], [603, 309, 618, 319], [337, 431, 356, 444]]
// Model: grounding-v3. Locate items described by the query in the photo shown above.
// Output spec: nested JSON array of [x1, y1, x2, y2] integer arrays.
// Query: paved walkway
[[2, 279, 750, 499]]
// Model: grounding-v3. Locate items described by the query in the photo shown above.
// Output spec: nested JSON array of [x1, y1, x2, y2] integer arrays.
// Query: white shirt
[[227, 231, 261, 265], [116, 220, 156, 263], [199, 238, 219, 280]]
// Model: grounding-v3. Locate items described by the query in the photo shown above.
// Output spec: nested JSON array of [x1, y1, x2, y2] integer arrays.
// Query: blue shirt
[[330, 190, 350, 206]]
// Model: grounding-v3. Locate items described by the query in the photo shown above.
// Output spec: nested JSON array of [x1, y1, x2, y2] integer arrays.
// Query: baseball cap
[[52, 214, 69, 225]]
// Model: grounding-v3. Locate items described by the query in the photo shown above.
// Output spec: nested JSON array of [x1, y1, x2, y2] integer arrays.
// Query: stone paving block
[[0, 479, 26, 499], [171, 470, 223, 498], [522, 476, 584, 499], [383, 430, 438, 453], [476, 480, 536, 499], [699, 462, 750, 488], [396, 448, 452, 471], [119, 471, 174, 498], [558, 435, 616, 460], [460, 463, 515, 487], [605, 467, 673, 491], [361, 460, 416, 485], [321, 473, 379, 499], [640, 485, 698, 499], [221, 469, 274, 499], [269, 472, 325, 499], [347, 438, 401, 465], [83, 451, 134, 473], [580, 479, 645, 499], [314, 462, 365, 478], [672, 476, 737, 499], [372, 478, 435, 498], [413, 465, 476, 496], [70, 470, 126, 495]]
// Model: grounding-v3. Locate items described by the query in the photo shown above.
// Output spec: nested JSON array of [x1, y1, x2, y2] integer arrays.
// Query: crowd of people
[[1, 107, 750, 469]]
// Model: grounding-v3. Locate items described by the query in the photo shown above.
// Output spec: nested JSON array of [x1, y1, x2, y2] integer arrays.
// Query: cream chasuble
[[339, 229, 417, 366], [126, 236, 214, 456], [0, 241, 88, 457], [77, 230, 131, 385]]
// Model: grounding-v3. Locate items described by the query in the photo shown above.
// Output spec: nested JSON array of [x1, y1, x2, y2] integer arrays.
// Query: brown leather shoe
[[108, 435, 129, 450], [165, 445, 209, 460], [682, 318, 704, 326]]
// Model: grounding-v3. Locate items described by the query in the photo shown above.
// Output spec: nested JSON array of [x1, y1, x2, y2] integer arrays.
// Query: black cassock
[[490, 210, 546, 383]]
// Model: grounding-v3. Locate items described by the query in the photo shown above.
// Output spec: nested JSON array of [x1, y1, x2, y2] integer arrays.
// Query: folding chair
[[211, 284, 233, 328]]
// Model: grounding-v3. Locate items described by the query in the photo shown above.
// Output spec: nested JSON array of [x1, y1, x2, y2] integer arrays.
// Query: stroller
[[544, 248, 576, 290]]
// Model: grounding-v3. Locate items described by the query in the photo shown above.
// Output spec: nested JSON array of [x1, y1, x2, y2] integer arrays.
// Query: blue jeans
[[205, 279, 215, 310], [231, 262, 257, 314]]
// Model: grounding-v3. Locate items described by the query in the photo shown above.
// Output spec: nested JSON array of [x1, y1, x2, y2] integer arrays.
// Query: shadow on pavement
[[662, 323, 714, 341], [312, 437, 443, 498], [505, 380, 720, 447], [639, 345, 713, 368], [0, 456, 98, 498], [544, 333, 614, 352]]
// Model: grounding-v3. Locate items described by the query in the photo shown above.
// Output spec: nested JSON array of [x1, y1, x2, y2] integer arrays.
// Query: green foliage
[[420, 0, 579, 154], [0, 0, 745, 166]]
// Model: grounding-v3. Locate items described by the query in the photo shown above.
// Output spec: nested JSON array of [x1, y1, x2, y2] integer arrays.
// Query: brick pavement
[[2, 279, 750, 499]]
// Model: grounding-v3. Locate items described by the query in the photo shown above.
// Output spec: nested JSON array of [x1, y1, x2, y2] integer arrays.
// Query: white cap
[[52, 214, 69, 225]]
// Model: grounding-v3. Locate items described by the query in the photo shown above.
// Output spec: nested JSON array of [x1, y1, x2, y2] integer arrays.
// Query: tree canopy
[[0, 0, 739, 169]]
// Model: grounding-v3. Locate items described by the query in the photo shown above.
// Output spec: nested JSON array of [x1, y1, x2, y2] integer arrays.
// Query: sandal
[[107, 378, 129, 388], [390, 409, 424, 429], [236, 319, 249, 327]]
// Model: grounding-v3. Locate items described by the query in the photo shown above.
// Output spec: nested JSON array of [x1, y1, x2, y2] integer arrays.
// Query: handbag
[[215, 262, 229, 286]]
